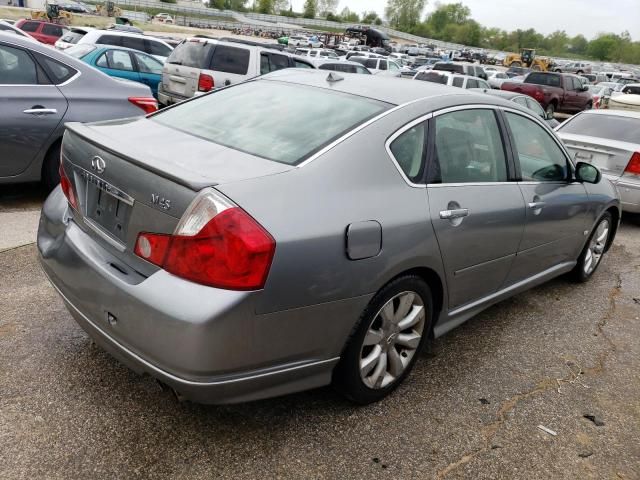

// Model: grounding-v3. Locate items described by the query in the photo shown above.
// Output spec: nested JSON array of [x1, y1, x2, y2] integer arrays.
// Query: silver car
[[0, 32, 157, 190], [39, 70, 620, 405], [556, 109, 640, 213]]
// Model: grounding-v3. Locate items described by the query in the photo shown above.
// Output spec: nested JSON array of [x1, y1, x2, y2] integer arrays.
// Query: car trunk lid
[[558, 133, 638, 178]]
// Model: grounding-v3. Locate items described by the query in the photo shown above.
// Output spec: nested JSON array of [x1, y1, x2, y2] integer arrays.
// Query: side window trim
[[384, 113, 432, 188], [426, 105, 514, 185], [500, 107, 575, 182]]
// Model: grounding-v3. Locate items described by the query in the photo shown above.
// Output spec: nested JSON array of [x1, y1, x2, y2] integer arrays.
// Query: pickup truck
[[501, 72, 593, 115]]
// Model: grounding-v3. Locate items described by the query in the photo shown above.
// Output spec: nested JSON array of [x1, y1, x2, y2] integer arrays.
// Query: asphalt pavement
[[1, 187, 639, 479]]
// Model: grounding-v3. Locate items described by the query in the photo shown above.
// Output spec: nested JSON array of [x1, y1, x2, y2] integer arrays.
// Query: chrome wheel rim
[[359, 291, 426, 390], [584, 219, 610, 275]]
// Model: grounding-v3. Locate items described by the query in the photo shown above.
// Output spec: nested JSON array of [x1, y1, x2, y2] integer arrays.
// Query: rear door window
[[101, 50, 134, 71], [466, 78, 479, 89], [96, 34, 123, 47], [452, 76, 464, 87], [20, 21, 39, 32], [0, 44, 38, 84], [42, 24, 64, 37], [120, 36, 145, 53], [379, 60, 387, 71], [210, 45, 249, 75], [146, 40, 171, 57], [364, 58, 378, 69]]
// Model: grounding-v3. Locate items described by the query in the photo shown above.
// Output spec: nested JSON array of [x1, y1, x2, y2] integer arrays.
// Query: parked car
[[582, 73, 608, 84], [158, 37, 313, 106], [58, 1, 93, 14], [608, 83, 640, 112], [317, 60, 371, 74], [67, 44, 163, 98], [501, 71, 593, 115], [585, 84, 613, 109], [505, 66, 530, 78], [0, 19, 33, 39], [432, 61, 488, 80], [473, 88, 559, 127], [487, 71, 510, 89], [389, 52, 409, 65], [106, 24, 144, 35], [556, 61, 592, 75], [153, 13, 174, 24], [54, 26, 94, 50], [15, 19, 68, 45], [349, 56, 401, 76], [76, 29, 173, 62], [556, 109, 640, 213], [414, 70, 491, 89], [297, 48, 339, 61], [288, 35, 323, 48], [345, 51, 384, 61], [0, 32, 157, 190], [38, 69, 619, 405], [616, 77, 640, 86]]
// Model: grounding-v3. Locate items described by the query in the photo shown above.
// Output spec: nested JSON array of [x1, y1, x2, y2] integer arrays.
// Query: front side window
[[430, 109, 508, 184], [0, 44, 37, 84], [211, 45, 250, 75], [152, 81, 389, 166], [506, 112, 568, 182], [389, 122, 426, 183]]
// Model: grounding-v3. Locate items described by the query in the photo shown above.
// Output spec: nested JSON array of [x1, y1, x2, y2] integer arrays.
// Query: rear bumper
[[37, 188, 365, 404], [157, 85, 190, 107], [606, 174, 640, 213]]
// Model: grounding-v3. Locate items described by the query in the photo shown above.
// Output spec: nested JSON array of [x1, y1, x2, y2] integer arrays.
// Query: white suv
[[288, 35, 323, 48], [414, 70, 491, 89], [349, 56, 402, 77], [158, 37, 315, 107], [76, 30, 174, 61]]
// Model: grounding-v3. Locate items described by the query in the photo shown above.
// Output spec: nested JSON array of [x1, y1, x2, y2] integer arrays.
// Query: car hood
[[65, 116, 294, 191]]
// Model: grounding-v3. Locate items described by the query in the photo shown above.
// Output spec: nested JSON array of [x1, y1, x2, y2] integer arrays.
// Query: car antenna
[[326, 72, 344, 83]]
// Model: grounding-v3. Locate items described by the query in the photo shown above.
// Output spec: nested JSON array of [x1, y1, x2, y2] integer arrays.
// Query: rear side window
[[42, 24, 63, 36], [452, 77, 464, 87], [434, 63, 462, 74], [210, 45, 249, 75], [167, 40, 213, 67], [379, 60, 387, 71], [364, 59, 378, 69], [390, 122, 426, 183], [259, 52, 288, 75], [20, 21, 39, 32], [152, 81, 389, 166], [0, 44, 37, 84], [60, 31, 84, 44], [430, 109, 508, 184], [35, 54, 76, 83]]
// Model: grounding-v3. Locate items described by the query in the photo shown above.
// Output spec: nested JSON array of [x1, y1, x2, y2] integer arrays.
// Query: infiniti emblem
[[91, 156, 106, 174], [386, 332, 398, 345]]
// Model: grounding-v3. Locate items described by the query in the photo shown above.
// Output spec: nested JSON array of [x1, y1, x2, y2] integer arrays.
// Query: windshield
[[558, 114, 640, 144], [152, 81, 391, 166]]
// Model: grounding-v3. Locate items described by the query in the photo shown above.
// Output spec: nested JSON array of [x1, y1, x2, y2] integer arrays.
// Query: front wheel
[[571, 213, 612, 282], [333, 276, 433, 404], [545, 102, 555, 117]]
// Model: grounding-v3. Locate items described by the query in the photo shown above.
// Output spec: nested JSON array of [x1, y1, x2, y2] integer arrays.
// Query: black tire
[[42, 141, 62, 192], [571, 212, 613, 283], [545, 102, 556, 117], [510, 61, 521, 67], [576, 70, 583, 75], [333, 275, 434, 404], [586, 101, 593, 110]]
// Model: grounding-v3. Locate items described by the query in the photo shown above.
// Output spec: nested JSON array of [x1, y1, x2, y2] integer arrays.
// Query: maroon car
[[15, 19, 67, 45], [501, 71, 593, 116]]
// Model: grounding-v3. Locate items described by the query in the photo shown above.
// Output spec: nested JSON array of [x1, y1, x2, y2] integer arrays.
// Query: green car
[[277, 36, 288, 45]]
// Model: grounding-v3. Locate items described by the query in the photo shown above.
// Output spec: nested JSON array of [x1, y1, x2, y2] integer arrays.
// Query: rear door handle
[[23, 108, 57, 115], [440, 208, 469, 220], [528, 201, 546, 209]]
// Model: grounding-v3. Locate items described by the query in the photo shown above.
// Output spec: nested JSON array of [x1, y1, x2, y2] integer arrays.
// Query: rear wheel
[[510, 61, 522, 67], [333, 276, 433, 404], [545, 102, 556, 117], [42, 141, 61, 192], [571, 213, 612, 282], [531, 64, 542, 71]]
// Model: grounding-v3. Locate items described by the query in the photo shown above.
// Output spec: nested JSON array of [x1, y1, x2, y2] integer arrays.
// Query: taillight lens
[[134, 189, 275, 290], [625, 152, 640, 175], [198, 73, 214, 92], [128, 96, 158, 114], [58, 160, 78, 211]]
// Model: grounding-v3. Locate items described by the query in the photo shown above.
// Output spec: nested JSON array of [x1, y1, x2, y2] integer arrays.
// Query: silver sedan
[[39, 70, 620, 405]]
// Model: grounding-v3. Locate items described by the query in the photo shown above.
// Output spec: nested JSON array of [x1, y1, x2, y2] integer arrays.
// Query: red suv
[[15, 19, 67, 45]]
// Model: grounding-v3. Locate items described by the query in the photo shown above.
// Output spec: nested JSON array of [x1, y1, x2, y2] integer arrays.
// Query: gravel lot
[[1, 186, 639, 479]]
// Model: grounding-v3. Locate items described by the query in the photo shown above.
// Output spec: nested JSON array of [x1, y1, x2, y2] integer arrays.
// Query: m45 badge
[[151, 194, 171, 211]]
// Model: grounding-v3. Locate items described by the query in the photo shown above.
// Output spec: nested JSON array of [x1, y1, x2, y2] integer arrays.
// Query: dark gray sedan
[[0, 32, 157, 190], [38, 70, 620, 405]]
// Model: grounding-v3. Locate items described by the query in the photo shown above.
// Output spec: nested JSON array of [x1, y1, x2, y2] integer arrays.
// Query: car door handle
[[440, 208, 469, 219], [528, 201, 546, 209], [23, 108, 57, 115]]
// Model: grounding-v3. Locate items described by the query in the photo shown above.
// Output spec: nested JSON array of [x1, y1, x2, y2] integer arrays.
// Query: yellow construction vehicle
[[96, 1, 123, 18], [503, 48, 554, 71], [30, 3, 72, 25]]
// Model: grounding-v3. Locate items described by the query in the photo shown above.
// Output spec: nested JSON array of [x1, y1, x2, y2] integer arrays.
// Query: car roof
[[577, 109, 640, 119], [472, 88, 523, 100], [261, 69, 516, 107], [88, 44, 159, 56], [87, 29, 165, 42]]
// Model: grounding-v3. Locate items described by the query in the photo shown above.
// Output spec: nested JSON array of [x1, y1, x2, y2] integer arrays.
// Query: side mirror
[[575, 161, 601, 184]]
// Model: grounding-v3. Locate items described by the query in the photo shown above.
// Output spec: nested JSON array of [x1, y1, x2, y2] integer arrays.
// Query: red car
[[15, 19, 67, 45]]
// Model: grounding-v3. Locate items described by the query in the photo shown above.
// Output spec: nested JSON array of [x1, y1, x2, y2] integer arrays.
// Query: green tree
[[340, 6, 359, 22], [568, 34, 588, 54], [317, 0, 338, 16], [385, 0, 426, 31], [257, 0, 273, 13], [361, 11, 380, 24], [587, 34, 620, 60], [303, 0, 317, 18], [273, 0, 288, 12]]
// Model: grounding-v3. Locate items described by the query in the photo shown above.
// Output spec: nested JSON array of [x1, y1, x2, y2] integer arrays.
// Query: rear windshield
[[526, 72, 561, 87], [167, 40, 213, 67], [59, 31, 84, 44], [152, 81, 390, 165], [558, 114, 640, 144], [415, 71, 448, 84], [434, 63, 463, 73]]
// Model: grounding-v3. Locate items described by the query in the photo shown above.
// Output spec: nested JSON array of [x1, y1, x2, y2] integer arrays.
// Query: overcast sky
[[289, 0, 640, 40]]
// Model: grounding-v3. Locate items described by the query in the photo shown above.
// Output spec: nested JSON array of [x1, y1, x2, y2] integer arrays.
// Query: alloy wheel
[[359, 291, 426, 389], [584, 218, 610, 275]]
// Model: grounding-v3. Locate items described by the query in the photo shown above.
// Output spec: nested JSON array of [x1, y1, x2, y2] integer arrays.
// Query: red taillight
[[128, 96, 158, 114], [625, 152, 640, 175], [58, 160, 78, 211], [198, 73, 214, 92], [533, 90, 544, 103], [135, 189, 275, 290]]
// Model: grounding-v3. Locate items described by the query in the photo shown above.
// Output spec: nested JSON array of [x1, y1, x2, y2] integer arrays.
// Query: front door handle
[[23, 108, 57, 115], [440, 208, 469, 220], [528, 201, 546, 210]]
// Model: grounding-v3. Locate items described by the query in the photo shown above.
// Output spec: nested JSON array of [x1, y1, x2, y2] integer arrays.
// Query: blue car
[[66, 44, 163, 98]]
